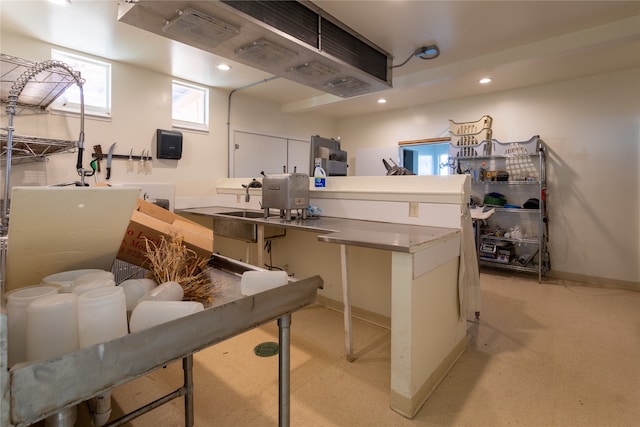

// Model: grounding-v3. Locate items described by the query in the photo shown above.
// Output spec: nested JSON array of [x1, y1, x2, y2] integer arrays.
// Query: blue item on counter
[[313, 164, 326, 189], [307, 205, 323, 217]]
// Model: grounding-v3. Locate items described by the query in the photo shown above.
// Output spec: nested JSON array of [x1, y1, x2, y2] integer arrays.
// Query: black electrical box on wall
[[156, 129, 183, 159]]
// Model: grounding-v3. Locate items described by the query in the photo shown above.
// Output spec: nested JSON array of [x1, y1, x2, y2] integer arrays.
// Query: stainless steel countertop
[[180, 207, 460, 253]]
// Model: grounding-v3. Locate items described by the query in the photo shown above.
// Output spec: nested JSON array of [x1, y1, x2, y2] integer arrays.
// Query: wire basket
[[449, 139, 492, 157], [111, 259, 147, 284], [493, 135, 540, 156], [449, 115, 493, 148]]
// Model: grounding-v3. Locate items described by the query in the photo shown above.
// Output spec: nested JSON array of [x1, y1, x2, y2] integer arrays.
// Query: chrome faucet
[[241, 178, 262, 203]]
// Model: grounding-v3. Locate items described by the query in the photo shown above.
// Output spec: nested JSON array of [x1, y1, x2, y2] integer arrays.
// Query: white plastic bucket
[[73, 270, 115, 287], [138, 281, 183, 303], [71, 274, 116, 296], [42, 269, 104, 293], [7, 285, 59, 367], [118, 278, 157, 311], [241, 270, 289, 296], [4, 283, 61, 304], [129, 300, 204, 333], [77, 286, 128, 348], [26, 293, 79, 362]]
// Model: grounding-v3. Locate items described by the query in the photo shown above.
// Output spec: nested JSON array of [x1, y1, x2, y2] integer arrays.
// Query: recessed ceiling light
[[479, 77, 492, 84], [48, 0, 71, 5], [377, 98, 387, 104], [217, 64, 231, 71]]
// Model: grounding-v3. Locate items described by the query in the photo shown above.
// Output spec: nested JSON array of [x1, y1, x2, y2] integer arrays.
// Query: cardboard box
[[117, 199, 213, 268]]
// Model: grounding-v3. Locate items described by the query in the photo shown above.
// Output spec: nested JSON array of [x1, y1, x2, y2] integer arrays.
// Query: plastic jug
[[314, 164, 326, 189]]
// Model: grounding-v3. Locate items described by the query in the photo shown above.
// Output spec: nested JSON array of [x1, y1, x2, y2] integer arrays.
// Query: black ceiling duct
[[118, 0, 393, 97]]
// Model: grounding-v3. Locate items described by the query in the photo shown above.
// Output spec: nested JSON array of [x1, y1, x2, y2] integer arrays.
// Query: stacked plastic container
[[448, 115, 493, 157]]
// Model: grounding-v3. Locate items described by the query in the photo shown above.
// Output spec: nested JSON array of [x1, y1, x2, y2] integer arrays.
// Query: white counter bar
[[181, 174, 479, 418]]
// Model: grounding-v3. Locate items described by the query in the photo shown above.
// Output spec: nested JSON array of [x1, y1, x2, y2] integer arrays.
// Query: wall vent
[[162, 7, 240, 50]]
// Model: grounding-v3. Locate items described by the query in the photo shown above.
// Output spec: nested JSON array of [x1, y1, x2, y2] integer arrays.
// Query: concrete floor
[[102, 272, 639, 427]]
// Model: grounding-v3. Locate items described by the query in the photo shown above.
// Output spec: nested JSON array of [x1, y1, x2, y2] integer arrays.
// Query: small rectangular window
[[51, 49, 111, 118], [172, 80, 209, 131]]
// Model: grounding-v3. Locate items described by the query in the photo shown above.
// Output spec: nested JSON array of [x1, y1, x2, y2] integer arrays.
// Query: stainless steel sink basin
[[214, 211, 284, 242], [217, 210, 268, 219]]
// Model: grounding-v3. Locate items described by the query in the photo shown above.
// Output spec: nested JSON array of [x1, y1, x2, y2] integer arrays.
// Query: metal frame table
[[1, 254, 322, 427]]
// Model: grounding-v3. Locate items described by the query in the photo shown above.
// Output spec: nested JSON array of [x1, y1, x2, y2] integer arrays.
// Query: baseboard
[[314, 294, 391, 329], [480, 267, 639, 292], [546, 271, 639, 292]]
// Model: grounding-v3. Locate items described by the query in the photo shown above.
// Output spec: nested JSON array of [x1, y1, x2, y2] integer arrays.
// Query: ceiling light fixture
[[48, 0, 71, 6], [392, 44, 440, 68], [377, 98, 387, 104], [217, 64, 231, 71], [479, 77, 492, 84]]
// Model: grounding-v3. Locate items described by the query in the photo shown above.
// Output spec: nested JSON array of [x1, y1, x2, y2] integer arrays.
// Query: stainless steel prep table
[[181, 206, 457, 253], [2, 254, 323, 427], [181, 207, 460, 357], [181, 207, 464, 418]]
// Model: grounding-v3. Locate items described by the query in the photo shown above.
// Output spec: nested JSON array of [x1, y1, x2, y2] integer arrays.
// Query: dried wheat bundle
[[144, 234, 215, 303]]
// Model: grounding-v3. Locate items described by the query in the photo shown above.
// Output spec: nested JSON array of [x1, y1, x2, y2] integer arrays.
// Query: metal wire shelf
[[1, 53, 76, 111], [0, 133, 76, 163]]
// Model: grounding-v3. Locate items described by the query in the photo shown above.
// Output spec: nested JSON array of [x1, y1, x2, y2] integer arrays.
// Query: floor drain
[[254, 342, 279, 357]]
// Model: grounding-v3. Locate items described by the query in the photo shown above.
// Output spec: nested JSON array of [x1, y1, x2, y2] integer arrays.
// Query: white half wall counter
[[185, 174, 477, 419]]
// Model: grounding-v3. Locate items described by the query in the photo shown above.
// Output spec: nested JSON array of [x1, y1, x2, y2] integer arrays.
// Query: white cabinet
[[451, 135, 549, 281], [231, 130, 309, 177]]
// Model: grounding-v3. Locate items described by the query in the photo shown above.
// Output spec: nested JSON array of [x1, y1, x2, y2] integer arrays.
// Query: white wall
[[1, 33, 336, 198], [4, 32, 638, 287], [336, 68, 640, 287]]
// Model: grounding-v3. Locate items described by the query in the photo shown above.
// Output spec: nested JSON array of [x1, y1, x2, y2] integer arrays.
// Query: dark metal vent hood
[[118, 0, 393, 97]]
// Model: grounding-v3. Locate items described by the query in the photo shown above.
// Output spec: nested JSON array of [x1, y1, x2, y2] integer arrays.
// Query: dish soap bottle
[[313, 164, 326, 189]]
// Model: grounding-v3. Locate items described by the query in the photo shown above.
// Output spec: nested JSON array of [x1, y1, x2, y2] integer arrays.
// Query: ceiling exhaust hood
[[117, 0, 393, 97]]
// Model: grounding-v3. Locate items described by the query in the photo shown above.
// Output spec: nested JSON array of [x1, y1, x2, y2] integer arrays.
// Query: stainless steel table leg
[[278, 314, 291, 427], [183, 355, 194, 427], [340, 244, 354, 362]]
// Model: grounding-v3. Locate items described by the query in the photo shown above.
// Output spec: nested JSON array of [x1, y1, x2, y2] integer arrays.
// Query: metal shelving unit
[[1, 52, 85, 237], [0, 53, 80, 164], [452, 135, 549, 282], [0, 133, 77, 164]]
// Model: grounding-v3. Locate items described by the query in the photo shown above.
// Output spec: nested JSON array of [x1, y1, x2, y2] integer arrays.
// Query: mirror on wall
[[399, 138, 451, 176]]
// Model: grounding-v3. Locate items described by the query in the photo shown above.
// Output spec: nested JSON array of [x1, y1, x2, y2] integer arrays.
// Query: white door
[[233, 131, 287, 177], [287, 138, 310, 174]]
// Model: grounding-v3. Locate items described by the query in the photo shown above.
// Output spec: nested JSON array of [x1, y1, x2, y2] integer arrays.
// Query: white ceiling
[[1, 0, 639, 118]]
